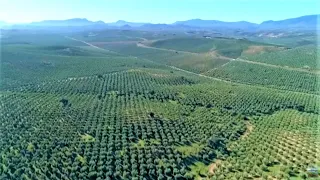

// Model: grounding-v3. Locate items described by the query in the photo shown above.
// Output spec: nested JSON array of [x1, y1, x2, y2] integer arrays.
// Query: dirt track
[[65, 36, 106, 50]]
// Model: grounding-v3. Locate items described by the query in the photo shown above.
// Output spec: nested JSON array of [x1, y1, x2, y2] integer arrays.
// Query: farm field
[[99, 39, 319, 94], [101, 43, 230, 74], [0, 29, 319, 180], [241, 45, 319, 70], [204, 61, 319, 94], [149, 37, 274, 58]]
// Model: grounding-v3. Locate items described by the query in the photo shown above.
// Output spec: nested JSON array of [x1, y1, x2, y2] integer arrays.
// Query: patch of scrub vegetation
[[80, 133, 95, 143], [176, 143, 205, 158], [76, 154, 86, 165], [26, 143, 35, 152], [132, 139, 146, 149], [148, 139, 161, 145], [185, 162, 209, 179]]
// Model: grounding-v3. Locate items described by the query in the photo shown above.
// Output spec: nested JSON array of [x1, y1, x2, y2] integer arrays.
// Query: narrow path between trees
[[65, 36, 105, 50], [207, 122, 254, 175], [65, 36, 121, 54]]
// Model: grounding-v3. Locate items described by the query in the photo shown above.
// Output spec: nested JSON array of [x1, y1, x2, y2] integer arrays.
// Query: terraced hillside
[[0, 30, 319, 180]]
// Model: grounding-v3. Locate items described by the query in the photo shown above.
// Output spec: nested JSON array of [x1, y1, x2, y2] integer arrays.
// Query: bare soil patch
[[244, 46, 266, 54], [241, 122, 253, 139], [204, 51, 232, 60], [208, 160, 222, 175], [243, 46, 284, 55]]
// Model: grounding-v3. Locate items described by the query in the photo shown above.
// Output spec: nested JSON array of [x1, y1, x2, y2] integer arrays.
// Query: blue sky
[[0, 0, 319, 23]]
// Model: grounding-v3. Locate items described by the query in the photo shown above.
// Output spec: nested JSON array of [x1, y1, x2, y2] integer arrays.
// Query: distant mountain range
[[175, 15, 318, 30], [107, 20, 147, 27], [29, 18, 105, 26], [1, 15, 318, 31], [174, 19, 257, 29], [259, 15, 318, 29]]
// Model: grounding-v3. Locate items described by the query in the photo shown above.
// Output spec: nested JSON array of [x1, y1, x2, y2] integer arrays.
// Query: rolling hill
[[29, 18, 105, 26], [174, 19, 257, 29], [149, 37, 273, 58], [1, 25, 319, 180], [259, 14, 318, 30], [174, 15, 318, 30]]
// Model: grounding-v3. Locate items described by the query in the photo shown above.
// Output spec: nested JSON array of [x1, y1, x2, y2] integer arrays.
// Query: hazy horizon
[[2, 14, 319, 25], [0, 0, 319, 24]]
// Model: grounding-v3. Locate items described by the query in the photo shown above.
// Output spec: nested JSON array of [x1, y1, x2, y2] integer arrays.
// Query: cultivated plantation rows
[[100, 40, 319, 94], [216, 110, 320, 179], [205, 61, 319, 94], [241, 45, 319, 70], [0, 77, 246, 179], [0, 31, 319, 179]]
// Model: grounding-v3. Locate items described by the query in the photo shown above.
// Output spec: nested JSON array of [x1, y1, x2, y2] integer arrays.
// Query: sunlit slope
[[101, 43, 230, 73], [150, 37, 276, 58], [241, 45, 319, 70], [204, 61, 319, 94]]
